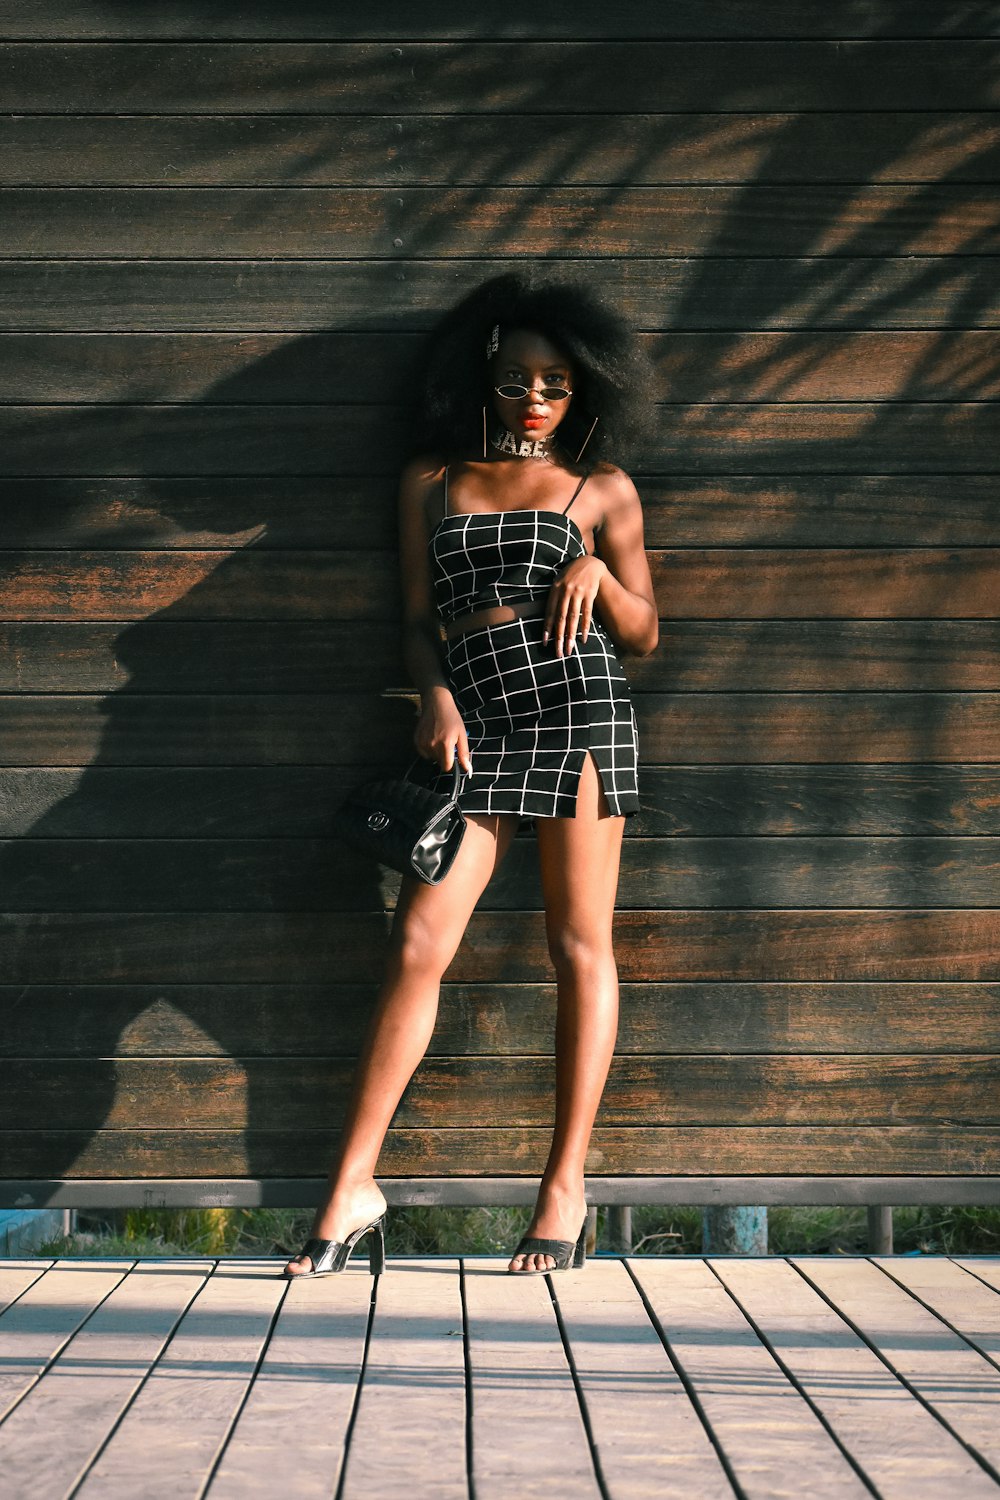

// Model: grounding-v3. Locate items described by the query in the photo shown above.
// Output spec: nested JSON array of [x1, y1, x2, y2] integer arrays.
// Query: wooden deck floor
[[0, 1255, 998, 1498]]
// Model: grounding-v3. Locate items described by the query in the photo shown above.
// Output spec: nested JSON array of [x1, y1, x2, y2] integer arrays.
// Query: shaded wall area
[[1, 4, 998, 1198]]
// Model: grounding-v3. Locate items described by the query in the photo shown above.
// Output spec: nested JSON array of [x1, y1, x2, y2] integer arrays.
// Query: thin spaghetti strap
[[562, 472, 589, 515], [442, 465, 450, 519]]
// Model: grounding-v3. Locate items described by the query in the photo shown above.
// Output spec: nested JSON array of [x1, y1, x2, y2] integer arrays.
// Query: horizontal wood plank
[[2, 3, 996, 41], [1, 259, 996, 333], [5, 765, 997, 838], [4, 621, 1000, 694], [2, 404, 998, 475], [4, 331, 999, 403], [4, 981, 997, 1057], [3, 694, 998, 766], [4, 186, 997, 258], [3, 836, 998, 910], [2, 42, 997, 113], [5, 113, 999, 188], [2, 548, 998, 619], [6, 1055, 998, 1128], [1, 909, 996, 982], [2, 476, 998, 549], [2, 1126, 996, 1178]]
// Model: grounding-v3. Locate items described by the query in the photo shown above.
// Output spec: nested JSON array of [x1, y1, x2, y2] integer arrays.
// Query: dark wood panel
[[2, 404, 997, 476], [3, 694, 998, 766], [3, 1124, 996, 1178], [5, 114, 999, 187], [2, 331, 998, 403], [5, 766, 998, 838], [6, 982, 997, 1057], [1, 910, 995, 982], [2, 547, 997, 620], [6, 622, 999, 694], [3, 4, 996, 41], [2, 476, 998, 548], [2, 259, 996, 332], [2, 43, 997, 112], [3, 836, 998, 911], [5, 1055, 998, 1129], [5, 186, 997, 257]]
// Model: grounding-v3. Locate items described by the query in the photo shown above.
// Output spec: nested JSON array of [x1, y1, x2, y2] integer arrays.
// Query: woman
[[283, 272, 658, 1278]]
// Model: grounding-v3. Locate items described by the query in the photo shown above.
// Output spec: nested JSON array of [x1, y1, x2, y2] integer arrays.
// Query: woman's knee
[[545, 919, 614, 975], [390, 904, 462, 979]]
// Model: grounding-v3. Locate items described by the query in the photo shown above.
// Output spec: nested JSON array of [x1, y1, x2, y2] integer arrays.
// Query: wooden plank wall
[[1, 3, 998, 1198]]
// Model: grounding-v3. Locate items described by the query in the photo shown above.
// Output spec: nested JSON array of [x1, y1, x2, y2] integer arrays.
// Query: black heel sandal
[[281, 1213, 387, 1279], [508, 1215, 588, 1274]]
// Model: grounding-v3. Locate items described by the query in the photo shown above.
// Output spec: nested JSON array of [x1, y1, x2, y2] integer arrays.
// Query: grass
[[34, 1202, 1000, 1259]]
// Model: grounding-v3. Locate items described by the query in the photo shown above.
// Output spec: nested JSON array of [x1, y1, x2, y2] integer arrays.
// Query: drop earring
[[575, 416, 599, 463], [482, 405, 488, 460]]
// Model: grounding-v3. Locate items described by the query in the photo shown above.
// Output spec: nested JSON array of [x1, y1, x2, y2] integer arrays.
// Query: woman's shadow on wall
[[4, 333, 421, 1194]]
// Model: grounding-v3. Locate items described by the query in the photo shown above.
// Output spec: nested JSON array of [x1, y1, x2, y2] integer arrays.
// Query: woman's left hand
[[543, 555, 608, 657]]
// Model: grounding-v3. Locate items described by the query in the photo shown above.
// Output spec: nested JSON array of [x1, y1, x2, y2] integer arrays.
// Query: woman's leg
[[285, 808, 520, 1274], [508, 751, 626, 1272]]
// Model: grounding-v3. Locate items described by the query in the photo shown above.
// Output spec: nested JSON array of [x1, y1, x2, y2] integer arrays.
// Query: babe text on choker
[[491, 428, 554, 461]]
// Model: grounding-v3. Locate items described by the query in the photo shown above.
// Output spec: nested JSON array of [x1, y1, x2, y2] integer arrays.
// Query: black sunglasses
[[495, 382, 573, 401]]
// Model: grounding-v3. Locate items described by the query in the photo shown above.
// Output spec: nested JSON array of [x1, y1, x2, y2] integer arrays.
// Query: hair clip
[[486, 323, 500, 359]]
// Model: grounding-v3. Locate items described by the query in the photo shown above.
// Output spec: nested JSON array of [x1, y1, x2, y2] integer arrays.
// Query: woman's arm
[[547, 468, 659, 658], [397, 456, 473, 772]]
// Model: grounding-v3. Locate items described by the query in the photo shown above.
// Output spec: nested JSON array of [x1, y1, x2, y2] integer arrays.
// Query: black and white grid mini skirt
[[424, 497, 641, 820]]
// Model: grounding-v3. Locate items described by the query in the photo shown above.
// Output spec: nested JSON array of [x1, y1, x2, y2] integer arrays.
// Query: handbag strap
[[405, 756, 465, 805]]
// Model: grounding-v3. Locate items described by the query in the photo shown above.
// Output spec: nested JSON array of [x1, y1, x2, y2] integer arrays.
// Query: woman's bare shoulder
[[400, 452, 447, 491], [584, 462, 641, 518]]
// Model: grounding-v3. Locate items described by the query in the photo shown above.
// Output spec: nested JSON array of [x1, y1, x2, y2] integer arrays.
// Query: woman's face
[[489, 328, 575, 447]]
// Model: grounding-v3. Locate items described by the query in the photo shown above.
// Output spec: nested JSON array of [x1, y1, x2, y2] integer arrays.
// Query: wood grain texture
[[793, 1258, 1000, 1476], [2, 258, 997, 332], [3, 4, 997, 40], [3, 693, 998, 766], [3, 330, 998, 402], [2, 476, 999, 549], [6, 622, 1000, 694], [0, 1261, 214, 1498], [73, 1262, 286, 1500], [0, 14, 997, 1197], [3, 835, 999, 910], [5, 113, 999, 188], [4, 981, 998, 1058], [1, 403, 997, 475], [1, 909, 998, 982], [3, 42, 998, 113], [7, 1055, 997, 1129], [710, 1258, 998, 1498], [6, 765, 997, 837], [206, 1268, 371, 1499], [2, 547, 998, 620], [5, 186, 998, 258], [2, 1126, 996, 1178]]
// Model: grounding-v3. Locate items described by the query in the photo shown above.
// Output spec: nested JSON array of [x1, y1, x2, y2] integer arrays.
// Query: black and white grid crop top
[[427, 467, 590, 627]]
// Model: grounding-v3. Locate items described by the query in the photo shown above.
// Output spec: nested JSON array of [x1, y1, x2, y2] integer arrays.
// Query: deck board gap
[[789, 1259, 1000, 1488], [704, 1257, 882, 1499], [546, 1274, 612, 1500], [867, 1258, 1000, 1376], [621, 1257, 744, 1498]]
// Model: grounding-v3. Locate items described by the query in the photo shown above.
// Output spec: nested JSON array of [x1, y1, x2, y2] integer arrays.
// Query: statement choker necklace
[[491, 426, 556, 462]]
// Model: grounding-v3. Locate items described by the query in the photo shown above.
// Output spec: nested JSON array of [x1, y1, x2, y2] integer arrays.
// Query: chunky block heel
[[281, 1212, 388, 1279]]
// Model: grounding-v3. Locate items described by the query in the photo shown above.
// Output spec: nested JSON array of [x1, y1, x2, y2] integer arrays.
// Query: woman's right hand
[[414, 684, 473, 775]]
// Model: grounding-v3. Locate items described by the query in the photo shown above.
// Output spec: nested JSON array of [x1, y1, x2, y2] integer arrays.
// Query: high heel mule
[[508, 1215, 588, 1274], [281, 1213, 387, 1278]]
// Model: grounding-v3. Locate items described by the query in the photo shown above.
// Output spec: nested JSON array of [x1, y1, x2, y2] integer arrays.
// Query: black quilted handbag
[[332, 758, 467, 885]]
